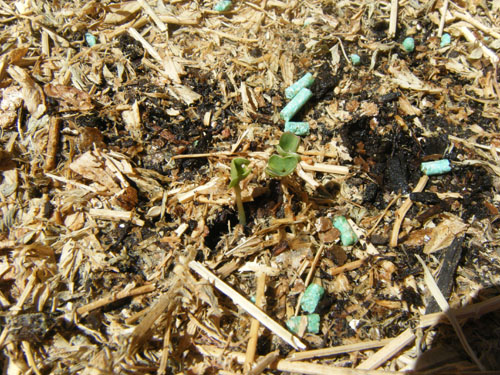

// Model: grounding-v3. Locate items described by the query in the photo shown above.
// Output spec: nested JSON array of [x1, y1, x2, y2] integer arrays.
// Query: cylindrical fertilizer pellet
[[332, 216, 358, 246], [420, 159, 451, 176], [300, 283, 324, 313], [285, 73, 314, 100], [286, 314, 320, 334], [284, 121, 309, 136], [213, 0, 232, 11], [280, 88, 312, 121]]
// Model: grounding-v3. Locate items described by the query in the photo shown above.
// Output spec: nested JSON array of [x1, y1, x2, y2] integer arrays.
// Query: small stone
[[315, 217, 332, 232], [350, 54, 361, 65], [420, 159, 451, 176], [284, 121, 309, 136], [402, 37, 415, 52], [300, 283, 324, 313], [332, 216, 358, 246], [329, 244, 347, 265], [319, 228, 340, 243], [440, 33, 451, 48]]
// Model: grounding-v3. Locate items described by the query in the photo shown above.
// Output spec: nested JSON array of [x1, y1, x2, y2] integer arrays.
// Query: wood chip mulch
[[1, 0, 500, 373]]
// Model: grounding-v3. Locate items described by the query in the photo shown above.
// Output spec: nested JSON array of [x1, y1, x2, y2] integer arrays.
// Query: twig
[[189, 261, 306, 350], [128, 27, 181, 83], [296, 162, 320, 188], [330, 258, 367, 276], [171, 151, 233, 159], [11, 273, 36, 313], [389, 175, 428, 247], [21, 341, 42, 375], [247, 350, 279, 375], [415, 255, 485, 371], [299, 161, 349, 175], [459, 25, 499, 65], [138, 0, 167, 32], [77, 284, 155, 316], [245, 272, 267, 371], [159, 13, 201, 25], [45, 173, 98, 192], [366, 194, 401, 237], [437, 0, 449, 37], [452, 10, 500, 41], [44, 116, 61, 171], [128, 27, 163, 64], [158, 314, 173, 375], [288, 338, 393, 361], [128, 280, 181, 355], [356, 328, 415, 370], [295, 245, 324, 316], [202, 28, 259, 43], [177, 177, 222, 203], [198, 345, 403, 374], [388, 0, 398, 38]]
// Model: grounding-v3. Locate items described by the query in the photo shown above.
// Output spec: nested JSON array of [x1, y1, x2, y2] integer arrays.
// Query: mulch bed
[[1, 0, 500, 373]]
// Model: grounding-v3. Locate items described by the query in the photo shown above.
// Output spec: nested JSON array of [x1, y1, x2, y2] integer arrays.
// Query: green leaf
[[265, 155, 300, 177], [228, 158, 251, 188], [277, 132, 300, 156]]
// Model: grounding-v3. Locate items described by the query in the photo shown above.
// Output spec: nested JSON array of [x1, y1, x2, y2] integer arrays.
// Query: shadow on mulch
[[413, 285, 500, 373]]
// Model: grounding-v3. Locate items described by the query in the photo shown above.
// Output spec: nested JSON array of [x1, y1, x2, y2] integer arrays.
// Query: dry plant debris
[[1, 0, 500, 373]]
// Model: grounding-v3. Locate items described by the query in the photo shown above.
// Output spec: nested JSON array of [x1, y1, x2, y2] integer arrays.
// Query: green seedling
[[266, 132, 301, 177], [277, 131, 300, 155], [228, 158, 251, 226]]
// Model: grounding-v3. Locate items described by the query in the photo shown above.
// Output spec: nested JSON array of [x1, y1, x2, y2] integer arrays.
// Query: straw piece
[[389, 175, 428, 247], [138, 0, 167, 32], [330, 258, 367, 276], [76, 284, 155, 316], [198, 345, 402, 375], [247, 350, 279, 375], [356, 328, 415, 370], [452, 10, 500, 41], [128, 27, 163, 64], [419, 295, 500, 328], [44, 116, 61, 171], [128, 281, 181, 355], [244, 272, 267, 371], [177, 177, 222, 203], [294, 245, 324, 315], [388, 0, 398, 38], [296, 162, 320, 188], [21, 341, 42, 375], [299, 161, 349, 175], [289, 338, 393, 361], [189, 261, 306, 350], [437, 0, 449, 37], [459, 25, 499, 65]]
